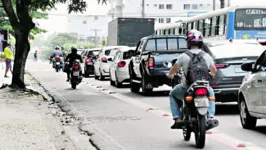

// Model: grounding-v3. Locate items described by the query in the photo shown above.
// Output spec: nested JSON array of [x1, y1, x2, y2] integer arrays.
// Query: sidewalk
[[0, 70, 93, 149]]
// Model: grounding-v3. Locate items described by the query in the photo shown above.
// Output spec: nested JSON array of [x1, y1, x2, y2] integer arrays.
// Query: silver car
[[238, 50, 266, 129], [94, 46, 128, 80], [109, 47, 136, 87]]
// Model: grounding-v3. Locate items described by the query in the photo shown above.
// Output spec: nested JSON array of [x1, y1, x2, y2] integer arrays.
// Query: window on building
[[200, 4, 203, 7], [154, 4, 157, 7], [83, 20, 87, 24], [146, 4, 149, 6], [166, 4, 173, 9], [166, 18, 171, 23], [94, 16, 98, 20], [211, 17, 217, 36], [159, 4, 164, 9], [184, 4, 190, 10], [159, 18, 164, 23], [192, 4, 198, 9], [204, 18, 211, 37]]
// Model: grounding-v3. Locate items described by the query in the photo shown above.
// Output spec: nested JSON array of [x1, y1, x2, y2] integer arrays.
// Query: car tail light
[[86, 58, 92, 63], [101, 57, 107, 62], [118, 61, 126, 67], [73, 65, 79, 71], [195, 88, 207, 96], [215, 64, 229, 69], [148, 57, 154, 68], [55, 57, 60, 62]]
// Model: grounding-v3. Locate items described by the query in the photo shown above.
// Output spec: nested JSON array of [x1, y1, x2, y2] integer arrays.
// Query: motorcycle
[[53, 56, 62, 72], [169, 59, 219, 149], [70, 59, 83, 89]]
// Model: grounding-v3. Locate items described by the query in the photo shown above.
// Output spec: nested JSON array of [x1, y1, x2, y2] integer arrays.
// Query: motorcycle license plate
[[194, 97, 209, 107], [56, 62, 60, 65], [73, 71, 79, 76]]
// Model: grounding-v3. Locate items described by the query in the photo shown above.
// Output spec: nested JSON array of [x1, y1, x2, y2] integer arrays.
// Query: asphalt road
[[27, 60, 266, 150]]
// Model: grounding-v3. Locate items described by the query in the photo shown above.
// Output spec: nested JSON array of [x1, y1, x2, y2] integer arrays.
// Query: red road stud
[[162, 113, 170, 117], [206, 131, 212, 134], [146, 108, 154, 111], [237, 143, 246, 147]]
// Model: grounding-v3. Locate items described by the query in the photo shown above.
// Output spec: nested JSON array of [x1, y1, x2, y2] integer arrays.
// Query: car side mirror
[[107, 58, 113, 61], [241, 62, 254, 72], [134, 51, 141, 56]]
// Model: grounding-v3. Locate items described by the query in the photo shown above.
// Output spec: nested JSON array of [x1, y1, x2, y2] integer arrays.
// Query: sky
[[36, 0, 266, 34]]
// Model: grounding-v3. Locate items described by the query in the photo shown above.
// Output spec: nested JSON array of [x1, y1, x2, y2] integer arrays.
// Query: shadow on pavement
[[215, 103, 239, 116]]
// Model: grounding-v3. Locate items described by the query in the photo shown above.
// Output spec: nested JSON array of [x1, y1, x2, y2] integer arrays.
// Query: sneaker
[[171, 119, 184, 129]]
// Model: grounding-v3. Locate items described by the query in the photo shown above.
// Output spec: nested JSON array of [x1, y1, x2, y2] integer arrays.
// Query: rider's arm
[[205, 54, 217, 77], [79, 55, 83, 63], [65, 54, 70, 62], [168, 54, 184, 79]]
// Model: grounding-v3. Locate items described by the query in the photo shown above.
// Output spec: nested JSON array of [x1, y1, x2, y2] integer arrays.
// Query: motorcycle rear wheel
[[195, 114, 206, 149], [183, 126, 192, 141]]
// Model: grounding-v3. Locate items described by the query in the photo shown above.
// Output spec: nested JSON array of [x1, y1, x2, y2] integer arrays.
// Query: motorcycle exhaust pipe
[[206, 119, 219, 131]]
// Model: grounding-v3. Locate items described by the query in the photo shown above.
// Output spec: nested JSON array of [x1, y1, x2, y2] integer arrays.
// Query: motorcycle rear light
[[73, 65, 79, 70], [185, 96, 193, 102], [209, 97, 215, 101], [86, 58, 92, 63], [101, 57, 107, 62], [148, 57, 154, 68], [195, 88, 207, 96], [55, 58, 60, 62], [215, 64, 229, 69], [118, 61, 126, 67]]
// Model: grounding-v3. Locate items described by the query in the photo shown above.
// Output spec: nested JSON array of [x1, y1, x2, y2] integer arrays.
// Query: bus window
[[199, 20, 204, 34], [188, 22, 192, 31], [204, 18, 211, 37], [219, 15, 225, 35], [211, 17, 217, 36], [163, 30, 166, 35]]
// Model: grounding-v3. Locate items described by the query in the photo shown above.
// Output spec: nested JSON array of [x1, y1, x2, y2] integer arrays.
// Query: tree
[[50, 33, 77, 48], [1, 0, 107, 89]]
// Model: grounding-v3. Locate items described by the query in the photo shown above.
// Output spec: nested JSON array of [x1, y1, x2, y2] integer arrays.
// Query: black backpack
[[185, 51, 209, 85]]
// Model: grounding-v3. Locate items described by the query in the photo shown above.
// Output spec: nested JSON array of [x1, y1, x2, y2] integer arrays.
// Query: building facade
[[66, 15, 110, 43], [108, 0, 229, 24]]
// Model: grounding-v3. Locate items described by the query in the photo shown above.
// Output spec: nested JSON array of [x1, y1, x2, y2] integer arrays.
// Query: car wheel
[[129, 66, 140, 93], [115, 72, 122, 88], [94, 68, 99, 79], [239, 99, 257, 129], [99, 69, 104, 80], [109, 69, 115, 86], [141, 71, 153, 95]]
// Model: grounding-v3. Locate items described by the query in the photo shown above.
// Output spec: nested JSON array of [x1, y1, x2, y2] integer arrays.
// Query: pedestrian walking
[[3, 42, 14, 78], [34, 50, 38, 62]]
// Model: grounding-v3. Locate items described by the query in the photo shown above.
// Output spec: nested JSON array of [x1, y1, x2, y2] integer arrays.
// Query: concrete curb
[[25, 70, 97, 150]]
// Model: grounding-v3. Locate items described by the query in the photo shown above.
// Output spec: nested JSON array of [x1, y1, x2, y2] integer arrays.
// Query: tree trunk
[[10, 33, 30, 89]]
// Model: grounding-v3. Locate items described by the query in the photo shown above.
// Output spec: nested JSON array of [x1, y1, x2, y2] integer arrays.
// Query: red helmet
[[186, 29, 203, 49]]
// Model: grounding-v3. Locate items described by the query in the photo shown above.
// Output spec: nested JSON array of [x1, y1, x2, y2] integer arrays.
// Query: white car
[[94, 46, 128, 80], [109, 47, 136, 87]]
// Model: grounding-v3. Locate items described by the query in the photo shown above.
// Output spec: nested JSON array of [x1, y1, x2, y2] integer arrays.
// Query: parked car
[[238, 50, 266, 129], [82, 48, 101, 77], [205, 40, 265, 102], [129, 35, 188, 94], [94, 46, 129, 80], [109, 47, 136, 87]]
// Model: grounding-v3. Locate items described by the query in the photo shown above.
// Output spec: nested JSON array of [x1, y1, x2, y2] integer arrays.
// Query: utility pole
[[141, 0, 145, 18], [213, 0, 216, 11], [90, 29, 101, 47]]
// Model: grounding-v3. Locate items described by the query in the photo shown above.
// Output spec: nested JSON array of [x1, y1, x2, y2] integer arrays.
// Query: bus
[[155, 5, 266, 43]]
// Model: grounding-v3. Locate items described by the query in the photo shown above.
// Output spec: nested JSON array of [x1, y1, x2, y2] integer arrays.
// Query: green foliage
[[50, 33, 78, 48], [77, 42, 95, 49]]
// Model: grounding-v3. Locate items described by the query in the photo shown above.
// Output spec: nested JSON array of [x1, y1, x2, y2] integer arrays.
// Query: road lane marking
[[85, 80, 264, 150]]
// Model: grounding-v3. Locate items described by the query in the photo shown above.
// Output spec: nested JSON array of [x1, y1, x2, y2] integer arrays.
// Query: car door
[[111, 51, 119, 80], [94, 50, 103, 75], [132, 40, 145, 78], [247, 52, 266, 113], [257, 51, 266, 114]]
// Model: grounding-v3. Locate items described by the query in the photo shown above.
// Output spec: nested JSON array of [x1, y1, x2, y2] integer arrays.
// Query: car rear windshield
[[123, 50, 135, 59], [87, 50, 99, 57], [105, 49, 119, 56], [209, 43, 265, 58], [145, 38, 187, 51]]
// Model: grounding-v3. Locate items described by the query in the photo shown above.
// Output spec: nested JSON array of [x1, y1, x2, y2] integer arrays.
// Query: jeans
[[169, 84, 215, 119]]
